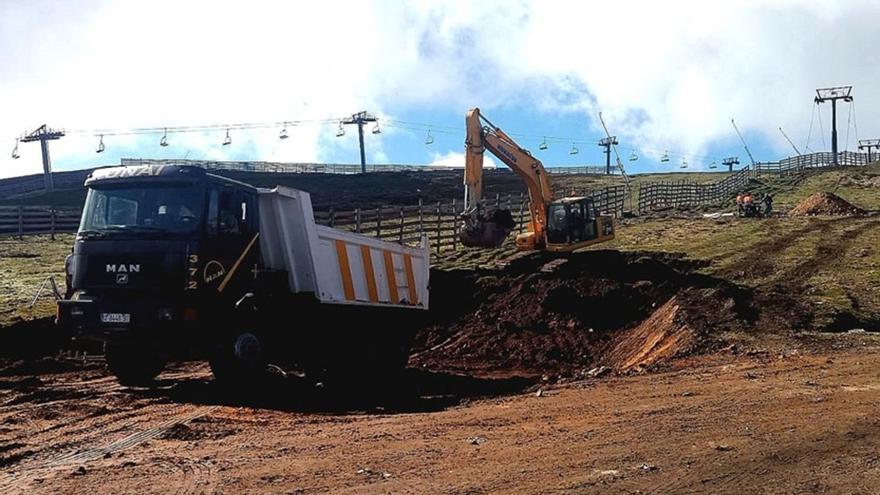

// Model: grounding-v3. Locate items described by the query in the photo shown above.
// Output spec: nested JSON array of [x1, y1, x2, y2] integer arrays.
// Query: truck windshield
[[80, 184, 204, 235]]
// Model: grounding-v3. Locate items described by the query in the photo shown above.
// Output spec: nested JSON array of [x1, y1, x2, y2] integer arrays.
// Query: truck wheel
[[105, 343, 166, 386], [209, 332, 266, 386]]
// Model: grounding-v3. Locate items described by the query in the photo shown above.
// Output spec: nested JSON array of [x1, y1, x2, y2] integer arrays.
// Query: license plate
[[100, 313, 130, 324]]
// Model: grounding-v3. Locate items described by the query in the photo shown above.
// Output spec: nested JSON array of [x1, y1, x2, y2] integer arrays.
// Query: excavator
[[459, 107, 615, 252]]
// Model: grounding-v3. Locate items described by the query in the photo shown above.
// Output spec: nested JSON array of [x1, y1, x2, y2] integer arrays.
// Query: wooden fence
[[315, 186, 627, 253], [754, 151, 872, 176], [637, 167, 751, 213], [0, 206, 82, 239], [0, 185, 626, 253]]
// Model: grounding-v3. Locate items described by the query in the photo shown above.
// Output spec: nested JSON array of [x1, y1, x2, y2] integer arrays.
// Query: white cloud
[[428, 151, 498, 168], [1, 0, 878, 179]]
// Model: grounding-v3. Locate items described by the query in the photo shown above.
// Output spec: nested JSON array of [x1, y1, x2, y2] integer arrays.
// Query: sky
[[1, 0, 879, 179]]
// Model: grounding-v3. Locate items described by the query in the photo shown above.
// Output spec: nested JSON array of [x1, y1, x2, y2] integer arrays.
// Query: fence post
[[435, 201, 442, 254], [398, 207, 404, 243], [50, 208, 56, 240], [376, 206, 381, 238], [418, 198, 424, 236], [18, 205, 23, 240], [452, 198, 457, 251], [355, 208, 361, 233]]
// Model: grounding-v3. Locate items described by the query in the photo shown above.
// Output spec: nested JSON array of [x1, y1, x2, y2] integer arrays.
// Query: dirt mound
[[600, 296, 696, 372], [788, 192, 866, 217], [412, 251, 753, 378]]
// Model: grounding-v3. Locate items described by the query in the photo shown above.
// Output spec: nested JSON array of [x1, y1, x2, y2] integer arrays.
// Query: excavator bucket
[[459, 208, 516, 248]]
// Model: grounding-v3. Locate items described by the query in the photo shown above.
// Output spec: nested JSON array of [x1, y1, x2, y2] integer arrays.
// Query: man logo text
[[106, 264, 141, 273]]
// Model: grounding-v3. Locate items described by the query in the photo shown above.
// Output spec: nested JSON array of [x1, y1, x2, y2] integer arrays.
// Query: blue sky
[[2, 1, 877, 178]]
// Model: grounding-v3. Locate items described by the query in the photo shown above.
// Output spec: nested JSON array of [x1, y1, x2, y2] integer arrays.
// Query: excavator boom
[[462, 108, 552, 249], [460, 107, 615, 251]]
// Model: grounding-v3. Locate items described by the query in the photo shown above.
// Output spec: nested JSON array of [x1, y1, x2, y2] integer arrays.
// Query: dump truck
[[57, 164, 429, 386]]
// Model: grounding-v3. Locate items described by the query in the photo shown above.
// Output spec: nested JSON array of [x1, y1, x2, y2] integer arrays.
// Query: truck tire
[[209, 332, 266, 387], [105, 343, 166, 386]]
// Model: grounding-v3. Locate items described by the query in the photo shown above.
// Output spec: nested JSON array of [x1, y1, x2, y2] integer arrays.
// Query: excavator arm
[[462, 107, 553, 249]]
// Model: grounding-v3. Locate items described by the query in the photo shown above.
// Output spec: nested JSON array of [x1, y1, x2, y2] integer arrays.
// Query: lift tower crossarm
[[20, 124, 65, 192], [814, 86, 853, 166]]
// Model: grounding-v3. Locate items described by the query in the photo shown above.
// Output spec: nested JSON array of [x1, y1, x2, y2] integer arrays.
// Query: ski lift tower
[[340, 111, 378, 174], [858, 139, 880, 163], [722, 157, 740, 173], [20, 125, 65, 192], [814, 86, 853, 166]]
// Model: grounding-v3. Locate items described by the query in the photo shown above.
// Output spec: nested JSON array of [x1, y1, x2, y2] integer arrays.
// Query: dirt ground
[[1, 334, 880, 495]]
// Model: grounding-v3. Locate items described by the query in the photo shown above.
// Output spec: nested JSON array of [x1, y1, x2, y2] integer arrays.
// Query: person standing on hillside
[[762, 193, 774, 216]]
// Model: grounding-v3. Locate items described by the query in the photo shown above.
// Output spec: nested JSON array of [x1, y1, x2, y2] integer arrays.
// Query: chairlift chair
[[160, 129, 169, 147], [279, 123, 289, 140], [336, 122, 345, 137], [569, 144, 579, 155], [539, 137, 548, 151], [96, 135, 105, 153], [680, 158, 688, 169], [661, 151, 670, 162], [709, 161, 717, 169], [372, 121, 381, 134], [11, 139, 20, 159], [424, 130, 434, 145], [222, 128, 232, 146], [629, 151, 638, 161]]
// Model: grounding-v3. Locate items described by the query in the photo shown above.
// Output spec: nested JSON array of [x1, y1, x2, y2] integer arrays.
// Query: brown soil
[[788, 192, 866, 216], [3, 338, 880, 494], [412, 251, 758, 378], [599, 296, 697, 372]]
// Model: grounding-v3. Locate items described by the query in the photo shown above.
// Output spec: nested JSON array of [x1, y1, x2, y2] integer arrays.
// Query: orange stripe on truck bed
[[383, 250, 400, 303], [403, 254, 418, 305], [360, 245, 378, 302], [334, 240, 355, 301]]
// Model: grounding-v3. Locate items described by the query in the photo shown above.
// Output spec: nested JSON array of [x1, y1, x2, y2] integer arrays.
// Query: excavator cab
[[544, 198, 615, 252]]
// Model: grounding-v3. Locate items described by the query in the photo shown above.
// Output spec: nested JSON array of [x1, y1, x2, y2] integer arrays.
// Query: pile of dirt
[[788, 192, 866, 217], [411, 251, 755, 378], [599, 296, 696, 372]]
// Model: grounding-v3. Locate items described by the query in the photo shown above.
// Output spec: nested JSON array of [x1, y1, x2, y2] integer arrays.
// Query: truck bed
[[258, 186, 429, 310]]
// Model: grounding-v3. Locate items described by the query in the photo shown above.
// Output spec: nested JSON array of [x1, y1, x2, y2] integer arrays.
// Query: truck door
[[200, 185, 259, 295]]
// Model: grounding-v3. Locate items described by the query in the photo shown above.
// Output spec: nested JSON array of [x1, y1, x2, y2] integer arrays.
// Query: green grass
[[750, 163, 880, 211], [0, 234, 73, 326]]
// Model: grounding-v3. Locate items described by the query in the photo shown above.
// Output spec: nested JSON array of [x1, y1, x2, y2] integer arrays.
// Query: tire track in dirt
[[154, 456, 219, 495], [0, 405, 218, 493]]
